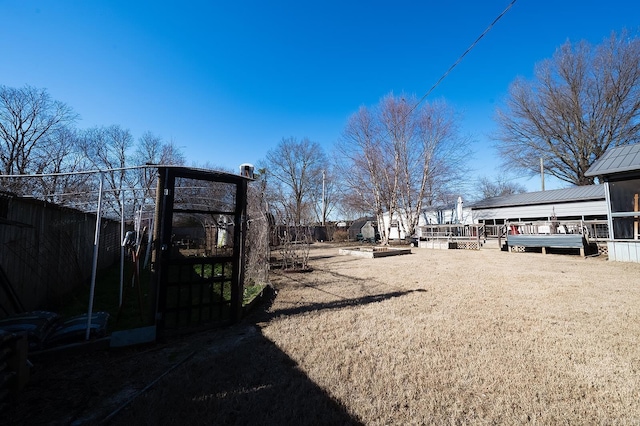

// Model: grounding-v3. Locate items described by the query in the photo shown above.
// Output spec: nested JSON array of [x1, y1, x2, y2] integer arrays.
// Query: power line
[[405, 0, 518, 117]]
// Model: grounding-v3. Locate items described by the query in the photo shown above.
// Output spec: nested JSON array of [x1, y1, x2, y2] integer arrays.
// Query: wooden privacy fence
[[0, 193, 120, 316]]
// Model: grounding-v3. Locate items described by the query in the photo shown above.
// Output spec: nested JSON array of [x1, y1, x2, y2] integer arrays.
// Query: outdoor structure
[[377, 189, 609, 255], [338, 246, 411, 258], [469, 185, 607, 224], [414, 223, 485, 250], [0, 163, 267, 356], [151, 166, 252, 336], [422, 197, 473, 226], [348, 217, 377, 241], [384, 197, 473, 241], [505, 224, 588, 256], [586, 143, 640, 263], [469, 185, 609, 254]]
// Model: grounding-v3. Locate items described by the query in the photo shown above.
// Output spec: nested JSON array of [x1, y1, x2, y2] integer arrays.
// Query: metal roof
[[469, 184, 604, 209], [585, 143, 640, 177]]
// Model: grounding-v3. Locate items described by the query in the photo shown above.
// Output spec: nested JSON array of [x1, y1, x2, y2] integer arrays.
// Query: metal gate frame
[[150, 167, 249, 336]]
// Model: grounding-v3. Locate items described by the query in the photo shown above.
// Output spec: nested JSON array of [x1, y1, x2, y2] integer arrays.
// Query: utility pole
[[321, 169, 326, 226], [540, 157, 545, 191]]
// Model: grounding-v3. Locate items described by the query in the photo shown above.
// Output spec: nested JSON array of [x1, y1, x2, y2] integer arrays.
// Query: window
[[609, 178, 640, 240]]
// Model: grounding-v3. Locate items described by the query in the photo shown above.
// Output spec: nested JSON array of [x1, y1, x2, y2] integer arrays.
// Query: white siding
[[383, 207, 474, 240], [608, 241, 640, 263], [472, 200, 607, 222]]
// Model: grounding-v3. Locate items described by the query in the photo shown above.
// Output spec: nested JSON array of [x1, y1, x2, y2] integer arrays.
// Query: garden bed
[[338, 246, 412, 258]]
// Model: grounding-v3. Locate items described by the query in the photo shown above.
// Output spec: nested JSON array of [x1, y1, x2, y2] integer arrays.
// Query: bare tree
[[263, 137, 326, 226], [336, 190, 373, 221], [397, 98, 467, 238], [133, 132, 185, 212], [496, 30, 640, 185], [33, 125, 93, 205], [0, 85, 78, 193], [338, 106, 390, 241], [337, 93, 468, 243], [476, 175, 527, 199], [79, 125, 135, 218]]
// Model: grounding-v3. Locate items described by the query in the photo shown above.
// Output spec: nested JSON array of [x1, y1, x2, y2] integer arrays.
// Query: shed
[[348, 217, 377, 241], [469, 185, 607, 224], [586, 143, 640, 262]]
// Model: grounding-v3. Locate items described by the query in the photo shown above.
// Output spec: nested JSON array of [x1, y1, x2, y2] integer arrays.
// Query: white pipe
[[143, 217, 153, 269], [322, 170, 325, 226], [86, 172, 104, 340], [119, 189, 125, 307], [136, 204, 144, 245]]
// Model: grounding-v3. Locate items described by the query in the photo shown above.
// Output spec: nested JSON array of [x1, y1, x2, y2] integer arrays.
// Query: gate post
[[231, 178, 248, 322]]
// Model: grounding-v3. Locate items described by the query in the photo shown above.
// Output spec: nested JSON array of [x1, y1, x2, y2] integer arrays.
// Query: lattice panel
[[597, 243, 608, 256], [455, 241, 481, 250]]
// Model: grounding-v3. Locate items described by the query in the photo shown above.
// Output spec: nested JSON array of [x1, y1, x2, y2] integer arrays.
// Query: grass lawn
[[111, 244, 640, 425]]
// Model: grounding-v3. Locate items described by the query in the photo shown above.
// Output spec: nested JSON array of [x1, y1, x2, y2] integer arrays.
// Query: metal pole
[[321, 170, 326, 226], [540, 157, 545, 191], [119, 189, 125, 307], [148, 168, 165, 326], [604, 182, 613, 240], [86, 172, 104, 340]]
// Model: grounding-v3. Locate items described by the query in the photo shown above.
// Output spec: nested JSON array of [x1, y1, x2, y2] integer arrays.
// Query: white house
[[383, 197, 474, 240]]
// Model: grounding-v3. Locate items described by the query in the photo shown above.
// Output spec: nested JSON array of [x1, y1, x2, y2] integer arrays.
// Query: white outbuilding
[[469, 185, 607, 225]]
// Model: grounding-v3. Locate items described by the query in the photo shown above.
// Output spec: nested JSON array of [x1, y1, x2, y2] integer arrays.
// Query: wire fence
[[0, 167, 270, 328]]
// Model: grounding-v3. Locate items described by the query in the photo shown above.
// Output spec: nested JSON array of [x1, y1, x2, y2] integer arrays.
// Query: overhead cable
[[406, 0, 518, 117]]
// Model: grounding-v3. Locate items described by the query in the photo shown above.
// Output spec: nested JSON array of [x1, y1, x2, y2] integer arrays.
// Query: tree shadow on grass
[[266, 289, 427, 318], [267, 267, 427, 319], [6, 322, 365, 425], [109, 288, 425, 424], [109, 326, 364, 425], [6, 273, 422, 424], [108, 290, 423, 425]]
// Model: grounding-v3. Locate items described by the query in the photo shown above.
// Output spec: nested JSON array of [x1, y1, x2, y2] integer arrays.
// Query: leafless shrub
[[332, 229, 348, 242], [244, 183, 270, 288], [278, 226, 312, 271]]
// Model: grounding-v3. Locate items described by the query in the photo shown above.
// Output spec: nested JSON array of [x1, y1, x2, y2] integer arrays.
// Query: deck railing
[[417, 224, 482, 240], [415, 221, 609, 248], [482, 224, 505, 238], [583, 220, 609, 240], [505, 220, 609, 243]]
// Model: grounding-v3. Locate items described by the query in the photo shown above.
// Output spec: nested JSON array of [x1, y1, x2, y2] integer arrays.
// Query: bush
[[333, 229, 348, 242]]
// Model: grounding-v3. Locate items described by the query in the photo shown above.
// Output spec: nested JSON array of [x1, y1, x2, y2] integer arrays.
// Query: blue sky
[[2, 0, 639, 193]]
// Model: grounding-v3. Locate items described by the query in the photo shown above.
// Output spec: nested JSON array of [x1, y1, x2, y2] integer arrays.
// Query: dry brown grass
[[35, 243, 639, 425], [257, 245, 640, 424]]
